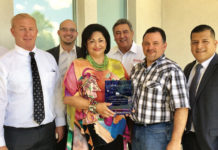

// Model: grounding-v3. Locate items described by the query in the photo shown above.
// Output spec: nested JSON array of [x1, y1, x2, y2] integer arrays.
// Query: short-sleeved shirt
[[130, 55, 190, 124]]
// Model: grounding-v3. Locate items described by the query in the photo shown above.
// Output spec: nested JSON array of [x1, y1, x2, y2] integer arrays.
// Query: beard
[[60, 36, 75, 45]]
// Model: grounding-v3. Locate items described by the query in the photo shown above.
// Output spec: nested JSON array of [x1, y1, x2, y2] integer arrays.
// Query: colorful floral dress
[[64, 58, 130, 150]]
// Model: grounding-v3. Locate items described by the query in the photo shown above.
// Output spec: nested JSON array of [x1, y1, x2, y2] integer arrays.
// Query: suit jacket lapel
[[184, 61, 196, 80], [195, 54, 218, 100], [54, 45, 60, 64]]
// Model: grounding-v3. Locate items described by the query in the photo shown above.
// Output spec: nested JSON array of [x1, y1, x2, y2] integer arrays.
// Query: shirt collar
[[113, 41, 137, 55], [128, 41, 137, 54], [15, 45, 37, 56], [196, 53, 215, 69], [143, 54, 165, 68], [59, 44, 76, 55]]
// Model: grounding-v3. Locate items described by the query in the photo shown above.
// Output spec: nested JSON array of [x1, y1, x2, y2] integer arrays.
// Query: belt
[[4, 121, 54, 130], [134, 121, 172, 126]]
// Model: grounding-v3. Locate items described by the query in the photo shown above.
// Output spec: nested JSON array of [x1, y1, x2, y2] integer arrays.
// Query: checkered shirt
[[130, 55, 190, 124]]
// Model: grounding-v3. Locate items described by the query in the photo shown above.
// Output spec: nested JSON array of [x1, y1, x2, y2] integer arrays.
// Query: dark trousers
[[56, 125, 67, 150], [182, 131, 201, 150], [4, 122, 56, 150]]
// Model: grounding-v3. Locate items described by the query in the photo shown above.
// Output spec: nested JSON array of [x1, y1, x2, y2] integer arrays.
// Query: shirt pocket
[[144, 80, 162, 89], [44, 71, 57, 90]]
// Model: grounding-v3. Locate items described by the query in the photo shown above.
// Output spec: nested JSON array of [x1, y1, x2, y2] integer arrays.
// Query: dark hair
[[143, 27, 166, 43], [81, 24, 110, 58], [112, 18, 133, 32], [191, 24, 215, 39]]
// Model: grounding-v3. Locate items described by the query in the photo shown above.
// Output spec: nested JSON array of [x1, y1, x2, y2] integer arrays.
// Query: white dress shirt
[[188, 53, 215, 132], [107, 41, 145, 75], [0, 46, 8, 57], [58, 45, 77, 78], [0, 45, 66, 146]]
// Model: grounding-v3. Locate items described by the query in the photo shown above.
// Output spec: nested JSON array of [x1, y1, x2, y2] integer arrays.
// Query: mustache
[[195, 49, 206, 52], [146, 49, 156, 52]]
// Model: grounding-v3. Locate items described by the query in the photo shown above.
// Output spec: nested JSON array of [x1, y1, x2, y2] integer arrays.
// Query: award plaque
[[105, 80, 133, 114]]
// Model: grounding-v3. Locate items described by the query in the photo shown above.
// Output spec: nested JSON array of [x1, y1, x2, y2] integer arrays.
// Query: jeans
[[132, 121, 173, 150]]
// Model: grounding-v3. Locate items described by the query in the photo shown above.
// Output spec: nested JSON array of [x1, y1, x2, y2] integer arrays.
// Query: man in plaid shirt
[[130, 27, 190, 150]]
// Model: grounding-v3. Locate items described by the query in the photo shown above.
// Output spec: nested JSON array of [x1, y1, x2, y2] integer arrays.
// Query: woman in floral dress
[[63, 24, 130, 150]]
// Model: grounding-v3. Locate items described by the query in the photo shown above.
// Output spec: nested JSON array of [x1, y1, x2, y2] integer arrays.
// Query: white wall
[[163, 0, 218, 68], [128, 0, 218, 69], [128, 0, 162, 45], [0, 0, 14, 49], [135, 0, 162, 44]]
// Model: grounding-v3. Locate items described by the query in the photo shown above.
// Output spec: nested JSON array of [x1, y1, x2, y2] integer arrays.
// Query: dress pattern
[[64, 58, 130, 150]]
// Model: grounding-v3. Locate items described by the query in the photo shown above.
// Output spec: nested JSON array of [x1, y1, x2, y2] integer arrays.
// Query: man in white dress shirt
[[107, 18, 145, 75], [0, 13, 65, 150], [47, 19, 82, 150], [47, 19, 82, 78]]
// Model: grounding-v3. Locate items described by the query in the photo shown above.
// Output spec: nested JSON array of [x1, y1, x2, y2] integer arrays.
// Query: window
[[14, 0, 74, 50], [97, 0, 127, 47]]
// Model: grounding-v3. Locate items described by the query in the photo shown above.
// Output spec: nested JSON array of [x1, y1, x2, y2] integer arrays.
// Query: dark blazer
[[184, 54, 218, 150], [47, 45, 82, 64]]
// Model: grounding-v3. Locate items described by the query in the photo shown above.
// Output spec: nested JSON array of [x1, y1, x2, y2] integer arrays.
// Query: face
[[58, 20, 78, 45], [191, 30, 217, 63], [87, 31, 107, 58], [113, 24, 134, 52], [142, 32, 167, 66], [11, 18, 38, 51]]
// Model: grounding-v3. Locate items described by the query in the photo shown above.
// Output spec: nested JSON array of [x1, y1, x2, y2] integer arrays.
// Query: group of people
[[0, 12, 217, 150]]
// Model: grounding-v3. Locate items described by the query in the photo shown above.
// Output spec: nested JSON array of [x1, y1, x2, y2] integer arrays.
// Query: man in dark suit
[[47, 19, 82, 150], [48, 19, 82, 70], [182, 24, 218, 150]]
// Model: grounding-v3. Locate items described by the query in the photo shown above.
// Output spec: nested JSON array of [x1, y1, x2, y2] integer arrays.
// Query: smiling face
[[191, 30, 217, 63], [142, 32, 167, 66], [87, 31, 107, 59], [11, 17, 38, 51], [58, 20, 78, 46], [113, 24, 134, 53]]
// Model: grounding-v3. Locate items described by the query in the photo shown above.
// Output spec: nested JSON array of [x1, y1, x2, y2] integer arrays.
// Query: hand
[[166, 140, 181, 150], [55, 126, 65, 143], [96, 102, 115, 118], [0, 146, 8, 150]]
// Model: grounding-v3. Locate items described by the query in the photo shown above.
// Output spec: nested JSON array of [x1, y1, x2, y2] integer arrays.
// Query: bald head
[[59, 19, 76, 30], [58, 19, 78, 47], [11, 13, 36, 28]]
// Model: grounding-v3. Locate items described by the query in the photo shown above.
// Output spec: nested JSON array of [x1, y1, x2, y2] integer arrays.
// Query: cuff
[[55, 117, 66, 127], [0, 136, 6, 147]]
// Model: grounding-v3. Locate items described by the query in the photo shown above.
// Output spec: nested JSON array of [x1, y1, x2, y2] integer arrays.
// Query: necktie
[[187, 63, 202, 130], [30, 52, 45, 124], [189, 63, 203, 107]]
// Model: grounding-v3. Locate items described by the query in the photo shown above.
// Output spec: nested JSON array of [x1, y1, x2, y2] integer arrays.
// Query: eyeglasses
[[60, 27, 77, 33]]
